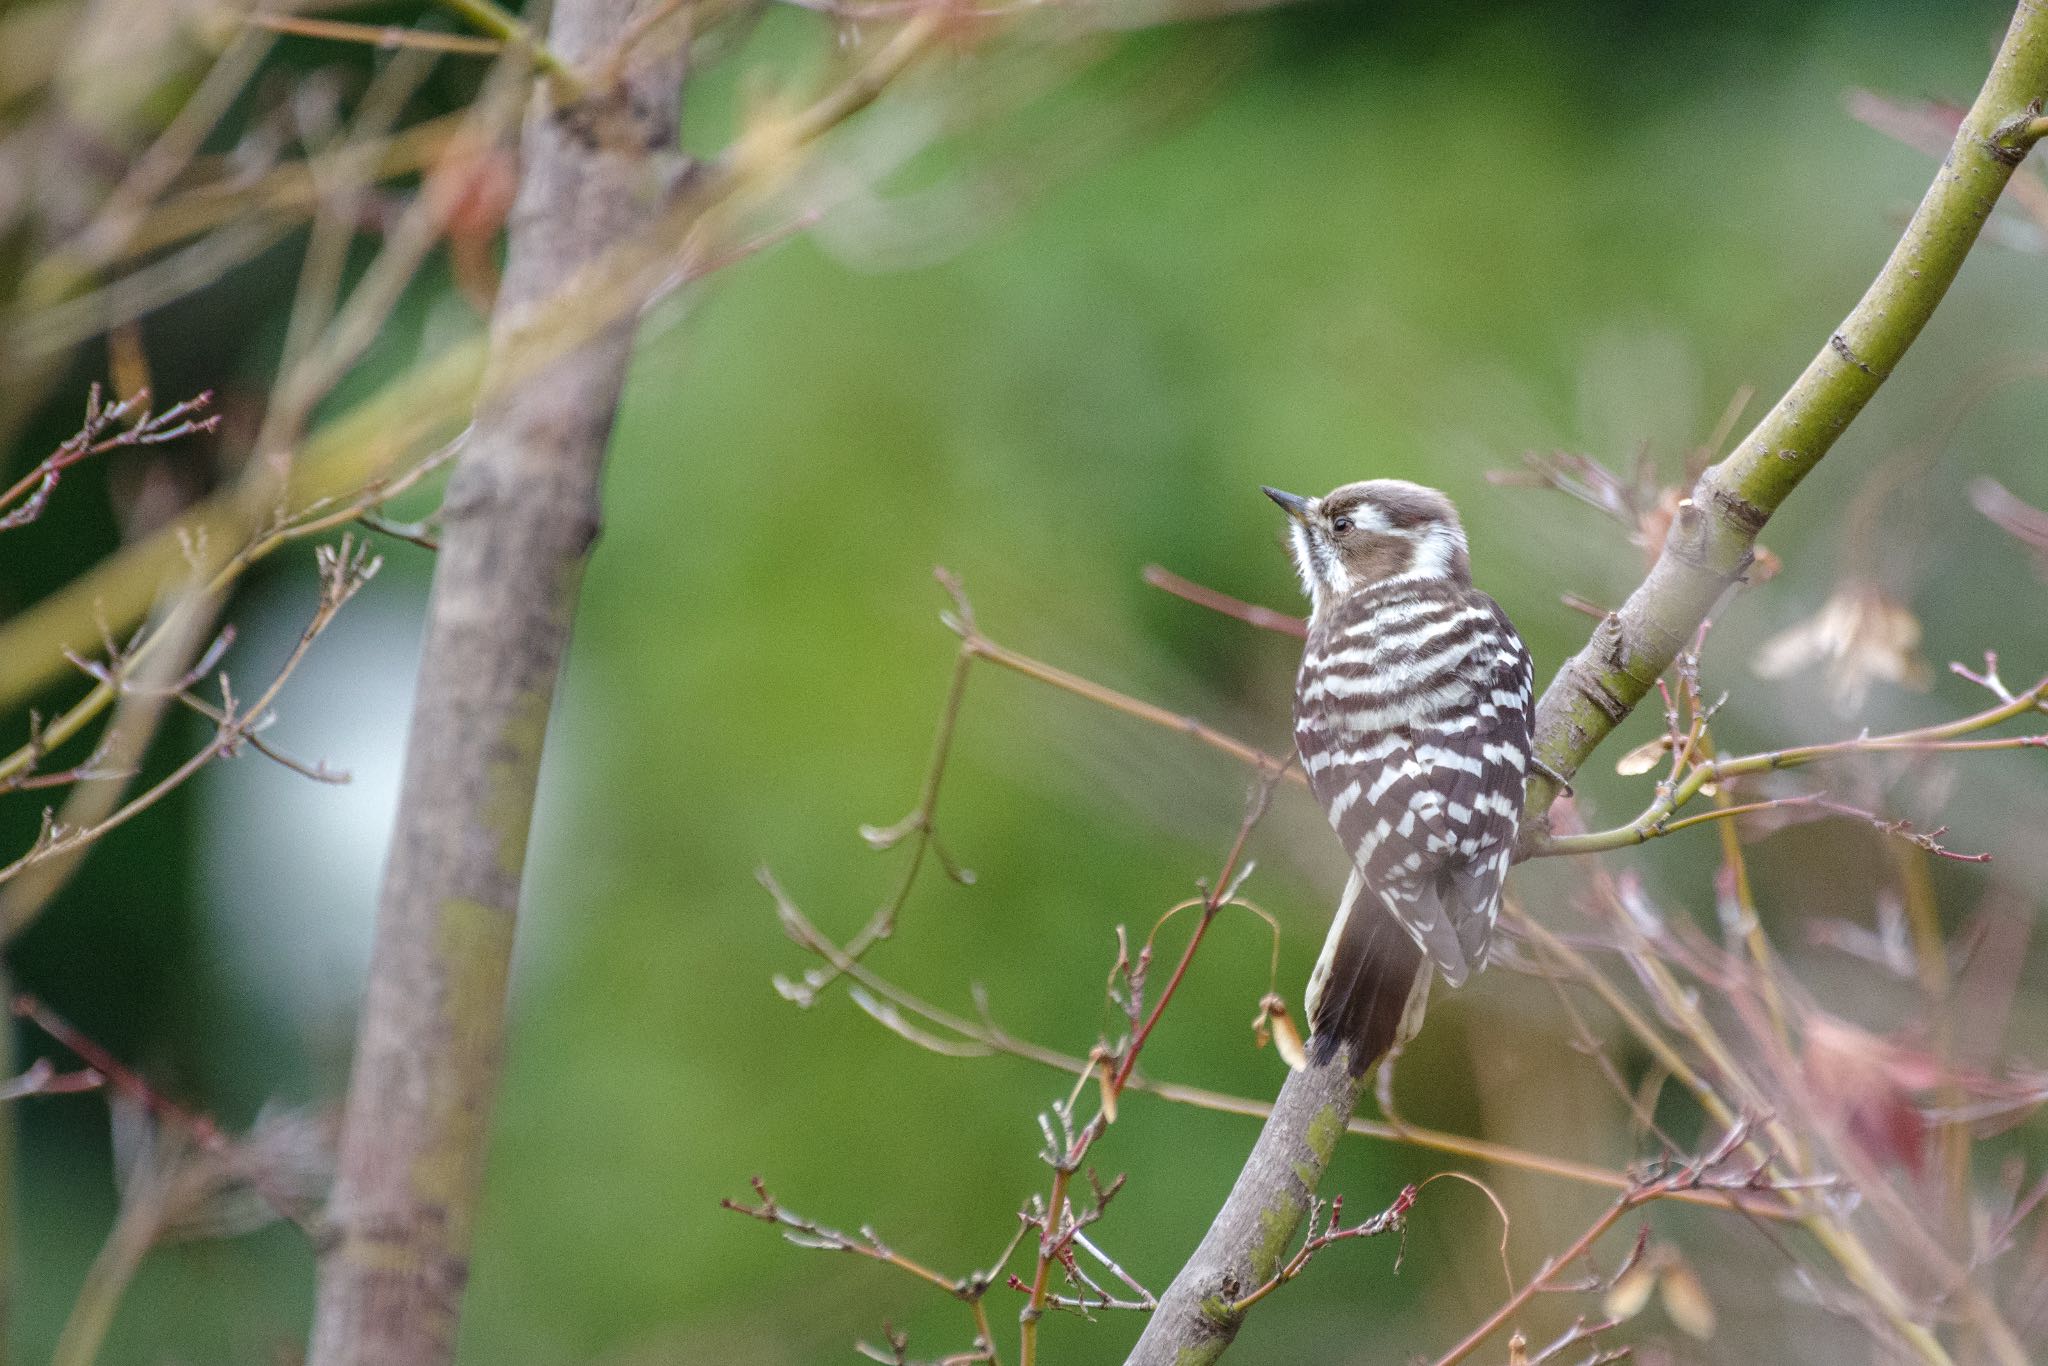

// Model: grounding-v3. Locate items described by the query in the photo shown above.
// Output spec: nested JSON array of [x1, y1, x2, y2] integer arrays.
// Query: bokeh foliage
[[8, 0, 2048, 1361]]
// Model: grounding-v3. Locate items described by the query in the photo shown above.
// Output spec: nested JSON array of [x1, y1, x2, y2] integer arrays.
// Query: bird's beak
[[1262, 486, 1312, 522]]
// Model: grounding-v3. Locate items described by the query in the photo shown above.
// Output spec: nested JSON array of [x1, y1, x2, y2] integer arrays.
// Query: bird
[[1263, 480, 1534, 1074]]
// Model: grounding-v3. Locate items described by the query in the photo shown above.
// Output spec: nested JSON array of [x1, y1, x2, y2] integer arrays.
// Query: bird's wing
[[1409, 595, 1533, 970], [1298, 593, 1532, 983]]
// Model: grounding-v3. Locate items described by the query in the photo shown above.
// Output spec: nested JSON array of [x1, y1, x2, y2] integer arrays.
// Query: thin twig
[[1533, 674, 2048, 858], [0, 386, 218, 533], [0, 540, 377, 909], [1142, 566, 1307, 639], [1227, 1185, 1416, 1314], [1430, 1124, 1755, 1366]]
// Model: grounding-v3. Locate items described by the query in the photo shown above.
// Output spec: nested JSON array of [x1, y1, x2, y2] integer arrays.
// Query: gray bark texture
[[305, 8, 687, 1365]]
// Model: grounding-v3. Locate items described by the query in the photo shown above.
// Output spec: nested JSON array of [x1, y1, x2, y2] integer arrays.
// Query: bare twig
[[1429, 1124, 1756, 1366], [773, 576, 980, 1006], [769, 886, 1802, 1219], [0, 541, 375, 933], [724, 1177, 1019, 1363], [1225, 1185, 1416, 1314], [723, 1177, 970, 1296], [0, 386, 217, 534], [1534, 673, 2047, 858], [1016, 775, 1282, 1366], [245, 15, 504, 56], [11, 994, 320, 1232], [0, 1058, 103, 1103], [940, 573, 1300, 784], [1142, 565, 1307, 639]]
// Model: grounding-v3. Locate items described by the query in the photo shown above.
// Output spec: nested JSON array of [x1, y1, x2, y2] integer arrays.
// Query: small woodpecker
[[1264, 480, 1534, 1074]]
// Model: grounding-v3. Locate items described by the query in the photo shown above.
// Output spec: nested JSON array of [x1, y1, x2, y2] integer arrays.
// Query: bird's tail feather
[[1306, 871, 1431, 1075]]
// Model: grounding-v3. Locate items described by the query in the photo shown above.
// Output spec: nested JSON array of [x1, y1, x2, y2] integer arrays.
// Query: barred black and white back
[[1264, 480, 1533, 1074]]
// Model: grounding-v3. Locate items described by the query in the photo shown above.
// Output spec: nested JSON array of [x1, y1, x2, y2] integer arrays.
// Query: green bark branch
[[1124, 1049, 1366, 1366], [1130, 5, 2048, 1363], [1520, 2, 2048, 832]]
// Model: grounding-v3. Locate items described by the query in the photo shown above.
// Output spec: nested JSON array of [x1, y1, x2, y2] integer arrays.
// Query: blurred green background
[[8, 0, 2048, 1361]]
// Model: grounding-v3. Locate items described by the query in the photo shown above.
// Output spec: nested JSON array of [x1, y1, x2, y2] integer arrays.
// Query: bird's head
[[1263, 479, 1471, 616]]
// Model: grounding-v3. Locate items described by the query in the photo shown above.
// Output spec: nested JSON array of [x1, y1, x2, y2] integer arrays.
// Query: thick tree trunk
[[305, 9, 687, 1365]]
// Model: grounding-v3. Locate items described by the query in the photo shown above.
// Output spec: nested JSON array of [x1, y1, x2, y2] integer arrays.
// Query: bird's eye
[[1331, 515, 1354, 535]]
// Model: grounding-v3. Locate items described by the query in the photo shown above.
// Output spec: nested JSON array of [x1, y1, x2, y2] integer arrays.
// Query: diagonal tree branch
[[1519, 0, 2048, 835], [304, 7, 690, 1365], [1126, 6, 2048, 1363]]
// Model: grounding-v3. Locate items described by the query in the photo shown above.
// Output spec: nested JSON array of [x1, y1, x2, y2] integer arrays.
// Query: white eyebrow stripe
[[1404, 523, 1468, 581], [1331, 502, 1392, 534]]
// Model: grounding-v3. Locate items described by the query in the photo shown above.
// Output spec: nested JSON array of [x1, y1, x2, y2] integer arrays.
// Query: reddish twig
[[0, 1056, 104, 1102], [1016, 768, 1284, 1363], [1431, 1123, 1757, 1366], [1141, 565, 1307, 640], [11, 992, 318, 1230], [723, 1176, 1022, 1364]]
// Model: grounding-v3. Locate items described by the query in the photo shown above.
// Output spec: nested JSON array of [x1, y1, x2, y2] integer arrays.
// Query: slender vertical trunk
[[305, 9, 687, 1365]]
